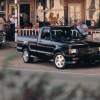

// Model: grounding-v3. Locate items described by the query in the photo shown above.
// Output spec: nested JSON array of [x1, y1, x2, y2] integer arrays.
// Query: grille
[[79, 47, 98, 54]]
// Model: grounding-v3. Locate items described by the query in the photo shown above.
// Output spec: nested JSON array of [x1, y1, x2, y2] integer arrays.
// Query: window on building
[[48, 0, 64, 25], [68, 3, 82, 25], [36, 0, 64, 25], [86, 0, 100, 27]]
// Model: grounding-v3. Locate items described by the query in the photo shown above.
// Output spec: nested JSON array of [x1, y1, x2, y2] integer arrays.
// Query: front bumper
[[65, 53, 100, 64]]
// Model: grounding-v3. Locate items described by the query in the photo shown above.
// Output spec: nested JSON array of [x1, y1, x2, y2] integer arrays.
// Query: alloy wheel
[[54, 54, 66, 69], [23, 49, 30, 63]]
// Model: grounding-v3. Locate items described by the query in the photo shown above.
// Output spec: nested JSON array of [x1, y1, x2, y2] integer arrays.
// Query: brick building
[[1, 0, 100, 27], [0, 0, 99, 41]]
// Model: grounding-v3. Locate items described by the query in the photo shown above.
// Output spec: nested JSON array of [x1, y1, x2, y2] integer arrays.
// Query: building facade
[[1, 0, 100, 27]]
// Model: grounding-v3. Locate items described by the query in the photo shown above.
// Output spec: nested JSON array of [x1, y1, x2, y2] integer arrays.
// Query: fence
[[15, 28, 39, 37], [89, 29, 100, 41], [15, 28, 100, 41]]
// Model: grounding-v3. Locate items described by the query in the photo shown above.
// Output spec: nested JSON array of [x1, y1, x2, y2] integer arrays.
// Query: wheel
[[54, 53, 66, 69], [23, 48, 31, 63]]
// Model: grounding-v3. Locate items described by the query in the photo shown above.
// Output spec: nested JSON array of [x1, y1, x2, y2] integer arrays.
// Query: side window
[[41, 29, 51, 40], [51, 31, 56, 41], [71, 29, 79, 39], [51, 30, 60, 41], [51, 30, 65, 42]]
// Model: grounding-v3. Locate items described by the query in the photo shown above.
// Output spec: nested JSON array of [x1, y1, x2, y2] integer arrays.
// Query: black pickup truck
[[17, 26, 100, 69]]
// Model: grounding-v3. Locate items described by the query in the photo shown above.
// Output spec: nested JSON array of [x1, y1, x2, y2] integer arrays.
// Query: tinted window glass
[[51, 27, 81, 42], [51, 27, 71, 42], [51, 30, 65, 41], [41, 28, 51, 40]]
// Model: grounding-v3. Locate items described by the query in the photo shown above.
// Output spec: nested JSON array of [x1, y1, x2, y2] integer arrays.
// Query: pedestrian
[[9, 14, 15, 41], [76, 20, 89, 38]]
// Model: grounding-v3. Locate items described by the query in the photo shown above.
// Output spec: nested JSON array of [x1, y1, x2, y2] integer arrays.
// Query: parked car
[[17, 26, 100, 69]]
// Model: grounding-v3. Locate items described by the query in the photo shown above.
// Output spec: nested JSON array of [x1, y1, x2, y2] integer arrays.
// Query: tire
[[23, 48, 31, 63], [54, 53, 66, 69]]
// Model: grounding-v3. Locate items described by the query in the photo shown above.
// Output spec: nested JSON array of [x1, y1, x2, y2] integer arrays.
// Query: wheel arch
[[22, 45, 29, 51], [54, 49, 65, 56]]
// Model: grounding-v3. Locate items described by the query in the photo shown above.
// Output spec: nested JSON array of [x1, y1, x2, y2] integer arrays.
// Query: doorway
[[20, 4, 30, 27], [68, 3, 82, 25]]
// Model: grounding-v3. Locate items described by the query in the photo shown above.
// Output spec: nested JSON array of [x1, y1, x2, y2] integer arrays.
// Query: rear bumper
[[65, 53, 100, 64]]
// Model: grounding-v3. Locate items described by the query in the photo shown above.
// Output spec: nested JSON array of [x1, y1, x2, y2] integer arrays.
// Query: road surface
[[1, 47, 100, 100], [0, 47, 100, 86]]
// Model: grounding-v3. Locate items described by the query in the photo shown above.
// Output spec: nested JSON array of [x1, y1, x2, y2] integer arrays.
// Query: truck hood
[[65, 40, 100, 48]]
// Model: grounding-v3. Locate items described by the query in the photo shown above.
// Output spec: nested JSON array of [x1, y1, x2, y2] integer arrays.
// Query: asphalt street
[[1, 47, 100, 100], [0, 47, 100, 81], [0, 47, 100, 87]]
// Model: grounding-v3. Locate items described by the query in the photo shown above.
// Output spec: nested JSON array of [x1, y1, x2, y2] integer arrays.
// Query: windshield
[[51, 27, 81, 42]]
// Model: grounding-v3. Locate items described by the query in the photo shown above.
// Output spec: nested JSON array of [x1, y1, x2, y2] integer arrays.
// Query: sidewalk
[[5, 41, 16, 48], [0, 48, 16, 67]]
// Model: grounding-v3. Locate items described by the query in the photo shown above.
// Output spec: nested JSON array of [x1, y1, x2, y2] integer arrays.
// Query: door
[[20, 4, 30, 27], [68, 3, 82, 25], [37, 28, 55, 58]]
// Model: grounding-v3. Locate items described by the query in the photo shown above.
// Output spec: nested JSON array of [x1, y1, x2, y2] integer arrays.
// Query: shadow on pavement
[[30, 59, 100, 70], [66, 63, 100, 69]]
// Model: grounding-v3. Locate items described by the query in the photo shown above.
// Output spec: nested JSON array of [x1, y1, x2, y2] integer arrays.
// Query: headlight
[[69, 48, 77, 54], [71, 49, 77, 54]]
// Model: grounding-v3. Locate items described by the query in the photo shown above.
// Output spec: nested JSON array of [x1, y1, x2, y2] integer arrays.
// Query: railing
[[15, 28, 100, 42], [71, 29, 100, 41], [89, 29, 100, 41], [15, 28, 39, 37]]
